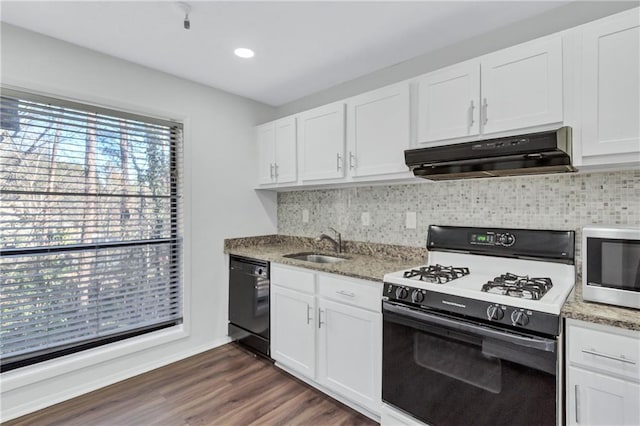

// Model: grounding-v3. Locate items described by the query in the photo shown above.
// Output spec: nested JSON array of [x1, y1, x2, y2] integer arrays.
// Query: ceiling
[[1, 1, 573, 106]]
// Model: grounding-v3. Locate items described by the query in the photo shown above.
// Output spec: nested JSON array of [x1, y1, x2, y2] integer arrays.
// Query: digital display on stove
[[471, 233, 494, 244], [470, 232, 516, 247]]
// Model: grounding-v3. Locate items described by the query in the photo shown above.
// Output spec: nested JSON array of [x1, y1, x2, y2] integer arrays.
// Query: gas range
[[383, 225, 576, 336], [382, 225, 575, 426]]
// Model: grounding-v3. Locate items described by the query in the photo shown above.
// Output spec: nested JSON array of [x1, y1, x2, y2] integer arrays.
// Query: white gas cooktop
[[383, 251, 576, 315]]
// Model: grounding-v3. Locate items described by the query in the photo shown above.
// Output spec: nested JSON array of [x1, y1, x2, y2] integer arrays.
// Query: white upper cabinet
[[347, 83, 411, 178], [416, 35, 563, 145], [256, 8, 640, 189], [417, 60, 480, 142], [256, 122, 276, 185], [273, 117, 297, 184], [256, 116, 297, 186], [480, 35, 563, 135], [578, 8, 640, 166], [299, 102, 346, 182]]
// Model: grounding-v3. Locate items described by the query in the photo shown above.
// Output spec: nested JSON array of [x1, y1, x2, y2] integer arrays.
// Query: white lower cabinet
[[566, 319, 640, 426], [270, 285, 316, 379], [568, 367, 640, 425], [318, 297, 381, 413], [270, 264, 382, 417]]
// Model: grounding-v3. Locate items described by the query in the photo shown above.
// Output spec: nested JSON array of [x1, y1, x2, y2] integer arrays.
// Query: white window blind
[[0, 88, 183, 371]]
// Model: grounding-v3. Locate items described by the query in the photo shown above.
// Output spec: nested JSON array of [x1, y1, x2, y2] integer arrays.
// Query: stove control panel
[[470, 232, 515, 247], [383, 283, 559, 336], [385, 284, 426, 304]]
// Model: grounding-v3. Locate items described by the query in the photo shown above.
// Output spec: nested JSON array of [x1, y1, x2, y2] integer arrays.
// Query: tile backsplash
[[278, 170, 640, 264]]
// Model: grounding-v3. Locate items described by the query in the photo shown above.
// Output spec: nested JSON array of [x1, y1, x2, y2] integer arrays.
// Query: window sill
[[1, 324, 188, 392]]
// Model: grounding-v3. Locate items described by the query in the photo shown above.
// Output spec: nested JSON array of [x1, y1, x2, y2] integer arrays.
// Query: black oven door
[[382, 301, 557, 426]]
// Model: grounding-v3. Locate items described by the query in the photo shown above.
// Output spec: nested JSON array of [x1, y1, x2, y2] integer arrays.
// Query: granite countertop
[[562, 281, 640, 331], [225, 235, 640, 330], [224, 235, 427, 282]]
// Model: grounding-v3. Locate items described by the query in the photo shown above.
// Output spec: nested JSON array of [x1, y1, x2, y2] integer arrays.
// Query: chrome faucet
[[316, 227, 342, 253]]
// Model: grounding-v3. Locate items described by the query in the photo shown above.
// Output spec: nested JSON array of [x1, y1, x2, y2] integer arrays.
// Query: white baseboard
[[1, 337, 231, 422]]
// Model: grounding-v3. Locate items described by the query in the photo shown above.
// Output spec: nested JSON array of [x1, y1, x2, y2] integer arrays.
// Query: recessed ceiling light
[[234, 48, 255, 59]]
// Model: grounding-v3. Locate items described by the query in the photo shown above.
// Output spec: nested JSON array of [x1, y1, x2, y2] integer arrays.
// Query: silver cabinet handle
[[349, 151, 356, 170], [582, 348, 636, 364], [318, 308, 325, 328], [274, 163, 279, 179], [306, 304, 312, 325], [575, 385, 580, 423], [269, 163, 274, 180], [482, 98, 488, 125], [336, 290, 355, 298], [336, 153, 342, 171], [468, 100, 475, 128]]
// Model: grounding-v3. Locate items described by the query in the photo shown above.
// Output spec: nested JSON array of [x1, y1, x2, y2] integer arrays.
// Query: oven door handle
[[383, 301, 556, 352]]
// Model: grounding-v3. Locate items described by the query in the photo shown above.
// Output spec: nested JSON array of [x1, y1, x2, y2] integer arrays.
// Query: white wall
[[276, 1, 637, 117], [0, 24, 277, 420]]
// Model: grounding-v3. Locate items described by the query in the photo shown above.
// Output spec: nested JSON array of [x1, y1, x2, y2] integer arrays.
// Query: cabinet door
[[347, 84, 411, 177], [270, 285, 316, 379], [581, 9, 640, 163], [274, 117, 297, 184], [481, 35, 563, 135], [568, 366, 640, 426], [417, 60, 480, 143], [299, 103, 346, 181], [256, 123, 276, 185], [318, 298, 381, 413]]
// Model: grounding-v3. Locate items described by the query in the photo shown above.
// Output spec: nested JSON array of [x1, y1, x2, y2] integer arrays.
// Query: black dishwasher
[[228, 255, 270, 358]]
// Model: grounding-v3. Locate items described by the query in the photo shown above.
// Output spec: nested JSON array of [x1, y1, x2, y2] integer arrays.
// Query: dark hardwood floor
[[5, 343, 377, 426]]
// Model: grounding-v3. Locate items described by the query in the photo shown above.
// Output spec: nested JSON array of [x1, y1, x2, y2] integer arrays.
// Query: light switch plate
[[361, 212, 370, 226], [406, 211, 417, 229], [302, 209, 309, 223]]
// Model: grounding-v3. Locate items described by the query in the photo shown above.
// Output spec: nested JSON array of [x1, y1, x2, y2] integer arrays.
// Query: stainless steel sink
[[283, 252, 348, 264]]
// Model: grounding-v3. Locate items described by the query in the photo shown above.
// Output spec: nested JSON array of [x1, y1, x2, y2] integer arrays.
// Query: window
[[0, 89, 183, 372]]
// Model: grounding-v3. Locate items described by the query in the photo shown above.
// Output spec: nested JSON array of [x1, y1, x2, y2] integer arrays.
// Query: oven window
[[413, 327, 502, 394], [601, 241, 640, 291], [383, 311, 556, 426]]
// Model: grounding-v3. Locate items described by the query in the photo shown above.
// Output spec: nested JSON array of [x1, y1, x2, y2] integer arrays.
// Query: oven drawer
[[317, 274, 381, 311], [567, 319, 640, 382], [271, 264, 315, 294]]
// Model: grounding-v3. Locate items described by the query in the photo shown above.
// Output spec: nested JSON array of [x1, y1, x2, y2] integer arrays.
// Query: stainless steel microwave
[[583, 226, 640, 310]]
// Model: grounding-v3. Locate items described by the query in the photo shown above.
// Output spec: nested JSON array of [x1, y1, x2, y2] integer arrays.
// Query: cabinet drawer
[[317, 274, 381, 312], [272, 264, 315, 294], [568, 320, 640, 381]]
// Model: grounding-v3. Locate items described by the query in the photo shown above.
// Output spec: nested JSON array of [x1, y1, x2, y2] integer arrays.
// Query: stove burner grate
[[482, 272, 553, 300], [403, 264, 470, 284]]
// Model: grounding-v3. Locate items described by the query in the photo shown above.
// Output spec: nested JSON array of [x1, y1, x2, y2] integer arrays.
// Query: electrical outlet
[[361, 212, 370, 226], [302, 209, 309, 223], [406, 211, 417, 229]]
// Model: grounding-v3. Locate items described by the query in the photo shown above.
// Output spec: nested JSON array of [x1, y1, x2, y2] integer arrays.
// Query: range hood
[[405, 127, 575, 180]]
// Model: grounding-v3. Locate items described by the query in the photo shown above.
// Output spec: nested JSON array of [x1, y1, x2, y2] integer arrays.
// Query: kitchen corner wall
[[278, 170, 640, 263]]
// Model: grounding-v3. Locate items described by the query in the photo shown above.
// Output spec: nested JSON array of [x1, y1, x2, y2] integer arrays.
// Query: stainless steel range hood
[[405, 127, 575, 180]]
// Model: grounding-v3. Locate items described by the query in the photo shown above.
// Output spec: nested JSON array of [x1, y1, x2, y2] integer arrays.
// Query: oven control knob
[[411, 290, 424, 304], [511, 310, 529, 326], [395, 287, 409, 300], [486, 305, 504, 320]]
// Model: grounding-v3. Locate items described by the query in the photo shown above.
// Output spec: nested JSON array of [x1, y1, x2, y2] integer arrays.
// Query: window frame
[[0, 87, 187, 373]]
